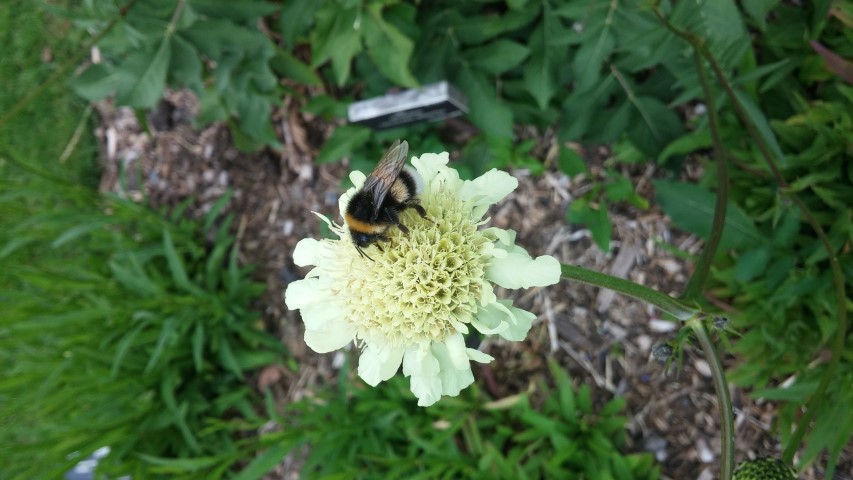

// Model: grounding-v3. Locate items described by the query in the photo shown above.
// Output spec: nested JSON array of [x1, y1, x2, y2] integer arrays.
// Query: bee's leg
[[407, 202, 432, 223], [412, 203, 428, 219], [396, 223, 410, 235]]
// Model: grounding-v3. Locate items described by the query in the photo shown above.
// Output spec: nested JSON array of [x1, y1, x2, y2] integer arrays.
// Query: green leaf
[[162, 229, 193, 292], [588, 204, 612, 251], [657, 128, 712, 164], [464, 39, 530, 75], [136, 453, 223, 471], [234, 443, 295, 480], [192, 322, 205, 373], [316, 126, 371, 164], [190, 0, 278, 21], [558, 146, 587, 176], [270, 49, 322, 86], [627, 97, 685, 158], [455, 67, 513, 138], [452, 7, 541, 45], [218, 335, 243, 377], [735, 247, 771, 283], [280, 0, 321, 46], [146, 317, 178, 374], [311, 6, 362, 86], [115, 38, 172, 108], [524, 49, 555, 109], [572, 28, 614, 92], [68, 63, 117, 102], [654, 179, 765, 249], [169, 35, 203, 91], [604, 174, 633, 201], [362, 4, 418, 87], [732, 89, 786, 165], [752, 380, 819, 401]]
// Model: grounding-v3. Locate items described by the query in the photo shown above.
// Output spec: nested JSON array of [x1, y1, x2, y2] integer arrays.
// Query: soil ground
[[92, 92, 848, 480]]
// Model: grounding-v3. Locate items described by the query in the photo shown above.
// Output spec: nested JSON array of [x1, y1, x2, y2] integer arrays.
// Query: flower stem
[[559, 264, 699, 320], [693, 322, 735, 478], [697, 25, 848, 468]]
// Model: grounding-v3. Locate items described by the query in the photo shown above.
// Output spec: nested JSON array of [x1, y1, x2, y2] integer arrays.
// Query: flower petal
[[460, 169, 518, 219], [411, 152, 449, 184], [403, 346, 442, 407], [444, 333, 469, 370], [304, 320, 355, 353], [293, 238, 322, 267], [432, 340, 474, 398], [338, 186, 358, 220], [466, 348, 494, 364], [498, 300, 536, 341], [358, 343, 405, 386], [471, 302, 512, 335], [486, 247, 561, 289], [300, 302, 343, 330], [283, 278, 323, 310]]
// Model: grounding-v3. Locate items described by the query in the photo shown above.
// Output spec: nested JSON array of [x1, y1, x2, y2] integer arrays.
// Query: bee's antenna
[[356, 245, 375, 262]]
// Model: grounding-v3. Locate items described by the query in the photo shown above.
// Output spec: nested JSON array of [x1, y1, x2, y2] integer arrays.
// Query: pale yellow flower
[[285, 150, 560, 406]]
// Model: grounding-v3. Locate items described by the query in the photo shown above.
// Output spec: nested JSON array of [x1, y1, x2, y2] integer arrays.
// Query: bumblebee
[[344, 140, 427, 258]]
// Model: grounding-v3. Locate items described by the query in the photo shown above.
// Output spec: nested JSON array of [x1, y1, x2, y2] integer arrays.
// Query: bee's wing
[[362, 140, 409, 219]]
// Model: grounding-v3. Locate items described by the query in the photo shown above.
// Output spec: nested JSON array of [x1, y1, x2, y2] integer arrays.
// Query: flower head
[[285, 150, 560, 406]]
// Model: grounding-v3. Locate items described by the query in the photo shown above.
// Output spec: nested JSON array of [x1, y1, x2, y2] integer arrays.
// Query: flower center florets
[[335, 189, 486, 347]]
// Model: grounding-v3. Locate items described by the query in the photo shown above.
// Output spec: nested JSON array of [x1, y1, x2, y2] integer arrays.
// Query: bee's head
[[350, 231, 378, 261]]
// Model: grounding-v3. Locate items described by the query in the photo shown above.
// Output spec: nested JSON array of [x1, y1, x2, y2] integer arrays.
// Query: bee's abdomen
[[345, 190, 389, 234]]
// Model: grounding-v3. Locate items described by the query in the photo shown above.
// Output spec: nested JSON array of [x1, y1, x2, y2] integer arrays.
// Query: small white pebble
[[694, 359, 712, 378], [650, 319, 677, 332]]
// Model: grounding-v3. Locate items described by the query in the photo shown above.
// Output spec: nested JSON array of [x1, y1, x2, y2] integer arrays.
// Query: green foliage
[[653, 4, 853, 475], [66, 0, 280, 146], [264, 359, 658, 480], [53, 0, 853, 474], [0, 180, 285, 478], [0, 0, 98, 183], [565, 166, 649, 251]]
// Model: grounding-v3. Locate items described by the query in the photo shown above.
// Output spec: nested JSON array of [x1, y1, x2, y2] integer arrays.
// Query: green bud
[[733, 457, 796, 480]]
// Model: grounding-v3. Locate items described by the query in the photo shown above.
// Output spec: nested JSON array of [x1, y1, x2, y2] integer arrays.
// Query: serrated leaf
[[558, 146, 587, 176], [169, 35, 203, 91], [654, 179, 765, 249], [115, 38, 171, 108], [311, 6, 362, 85], [572, 28, 614, 92], [68, 63, 117, 102], [452, 7, 541, 45], [627, 96, 685, 158], [316, 126, 371, 164], [455, 67, 513, 138], [524, 49, 555, 109], [280, 0, 320, 46], [190, 0, 278, 21], [270, 49, 322, 86], [362, 5, 417, 87], [464, 39, 530, 75], [735, 247, 771, 283]]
